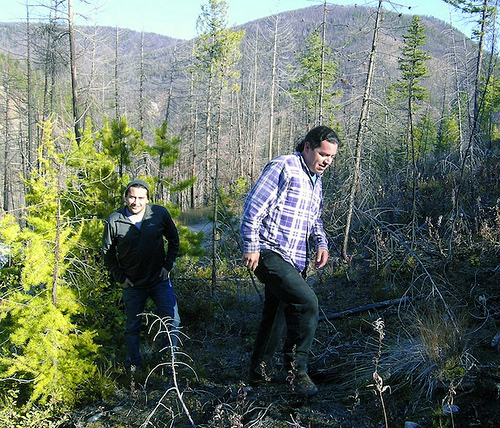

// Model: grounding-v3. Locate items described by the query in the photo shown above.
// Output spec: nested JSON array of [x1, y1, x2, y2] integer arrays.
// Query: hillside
[[0, 4, 475, 139], [0, 4, 479, 214]]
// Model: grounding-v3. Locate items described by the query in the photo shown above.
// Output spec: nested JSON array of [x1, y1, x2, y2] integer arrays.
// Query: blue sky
[[3, 0, 474, 40]]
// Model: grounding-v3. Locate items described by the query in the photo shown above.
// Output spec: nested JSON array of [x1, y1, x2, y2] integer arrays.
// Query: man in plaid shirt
[[240, 126, 340, 397]]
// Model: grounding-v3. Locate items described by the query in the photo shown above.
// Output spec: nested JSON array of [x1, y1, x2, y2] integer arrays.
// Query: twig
[[368, 318, 390, 428], [140, 313, 196, 427], [318, 295, 418, 321], [356, 207, 459, 331]]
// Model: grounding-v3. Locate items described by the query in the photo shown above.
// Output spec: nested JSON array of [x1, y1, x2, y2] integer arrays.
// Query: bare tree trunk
[[189, 43, 197, 209], [236, 90, 244, 178], [83, 29, 97, 124], [41, 16, 57, 122], [268, 15, 279, 161], [450, 32, 467, 160], [211, 73, 226, 291], [164, 44, 178, 124], [26, 4, 34, 172], [318, 0, 327, 124], [3, 83, 10, 211], [68, 0, 81, 143], [483, 16, 497, 150], [458, 0, 488, 170], [471, 0, 488, 145], [204, 69, 214, 205], [114, 27, 120, 120], [448, 0, 492, 259], [139, 31, 145, 136], [342, 0, 384, 262], [408, 92, 417, 248], [211, 166, 219, 292], [250, 25, 260, 181]]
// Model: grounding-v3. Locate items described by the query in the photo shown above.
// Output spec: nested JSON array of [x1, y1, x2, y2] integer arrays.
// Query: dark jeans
[[121, 279, 179, 368], [251, 250, 318, 376]]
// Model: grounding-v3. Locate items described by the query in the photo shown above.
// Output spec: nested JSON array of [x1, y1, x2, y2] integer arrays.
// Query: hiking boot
[[294, 372, 318, 397]]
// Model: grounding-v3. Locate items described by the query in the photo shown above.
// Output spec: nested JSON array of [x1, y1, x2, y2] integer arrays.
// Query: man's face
[[302, 140, 338, 174], [125, 186, 148, 215]]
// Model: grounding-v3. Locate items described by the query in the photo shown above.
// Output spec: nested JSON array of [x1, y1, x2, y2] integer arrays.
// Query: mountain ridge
[[0, 4, 476, 145]]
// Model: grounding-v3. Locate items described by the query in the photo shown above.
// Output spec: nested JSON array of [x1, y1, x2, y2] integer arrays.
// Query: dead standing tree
[[67, 0, 81, 143], [444, 0, 496, 259], [194, 0, 244, 290], [342, 0, 384, 263]]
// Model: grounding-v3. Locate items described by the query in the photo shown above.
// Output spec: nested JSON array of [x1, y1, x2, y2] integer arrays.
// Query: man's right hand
[[121, 278, 134, 288], [243, 252, 260, 271]]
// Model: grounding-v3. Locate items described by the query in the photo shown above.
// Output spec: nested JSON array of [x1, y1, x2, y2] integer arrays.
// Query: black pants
[[251, 250, 318, 376]]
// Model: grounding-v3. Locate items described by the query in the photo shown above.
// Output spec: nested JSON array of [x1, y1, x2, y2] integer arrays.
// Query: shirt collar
[[297, 151, 320, 180]]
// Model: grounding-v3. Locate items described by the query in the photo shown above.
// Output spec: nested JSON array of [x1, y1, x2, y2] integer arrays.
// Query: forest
[[0, 0, 500, 426]]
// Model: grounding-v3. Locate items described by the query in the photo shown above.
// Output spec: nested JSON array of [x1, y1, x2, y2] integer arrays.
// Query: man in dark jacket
[[102, 179, 180, 371]]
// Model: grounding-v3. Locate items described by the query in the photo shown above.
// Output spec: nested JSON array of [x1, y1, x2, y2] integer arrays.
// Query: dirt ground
[[69, 258, 500, 428]]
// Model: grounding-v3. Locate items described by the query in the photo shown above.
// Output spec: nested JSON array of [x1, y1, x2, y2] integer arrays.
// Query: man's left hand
[[160, 267, 170, 280], [315, 249, 329, 268]]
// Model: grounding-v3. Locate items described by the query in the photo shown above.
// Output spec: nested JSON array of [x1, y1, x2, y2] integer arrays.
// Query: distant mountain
[[0, 4, 476, 141]]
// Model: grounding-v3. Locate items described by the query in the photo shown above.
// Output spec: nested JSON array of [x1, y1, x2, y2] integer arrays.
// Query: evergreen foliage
[[0, 119, 100, 408], [396, 16, 431, 109], [100, 116, 145, 179], [0, 116, 203, 413], [290, 28, 340, 127], [147, 120, 196, 201], [436, 114, 460, 155], [195, 0, 244, 82]]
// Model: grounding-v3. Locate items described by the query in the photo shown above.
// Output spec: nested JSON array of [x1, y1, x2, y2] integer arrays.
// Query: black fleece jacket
[[102, 204, 179, 288]]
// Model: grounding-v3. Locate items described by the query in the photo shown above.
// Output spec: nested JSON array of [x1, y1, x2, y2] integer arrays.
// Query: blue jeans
[[121, 279, 179, 368], [251, 250, 318, 376]]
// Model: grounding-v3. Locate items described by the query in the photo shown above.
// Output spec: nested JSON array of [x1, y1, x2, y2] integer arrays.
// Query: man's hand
[[121, 278, 134, 288], [243, 252, 260, 271], [160, 267, 170, 280], [315, 249, 329, 268]]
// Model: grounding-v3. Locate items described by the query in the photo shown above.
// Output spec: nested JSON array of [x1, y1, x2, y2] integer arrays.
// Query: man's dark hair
[[124, 179, 150, 198], [295, 126, 341, 152]]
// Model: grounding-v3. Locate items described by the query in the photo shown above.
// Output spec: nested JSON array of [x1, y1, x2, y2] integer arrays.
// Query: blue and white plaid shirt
[[240, 152, 328, 272]]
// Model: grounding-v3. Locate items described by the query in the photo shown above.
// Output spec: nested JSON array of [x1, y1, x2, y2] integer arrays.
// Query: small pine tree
[[0, 119, 100, 409], [100, 115, 144, 179], [395, 15, 432, 245], [290, 28, 340, 127], [61, 117, 126, 354]]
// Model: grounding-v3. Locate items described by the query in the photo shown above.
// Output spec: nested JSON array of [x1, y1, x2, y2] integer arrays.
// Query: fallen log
[[319, 295, 415, 321]]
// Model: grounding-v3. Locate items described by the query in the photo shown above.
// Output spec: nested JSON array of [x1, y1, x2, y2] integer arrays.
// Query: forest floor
[[67, 253, 500, 428]]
